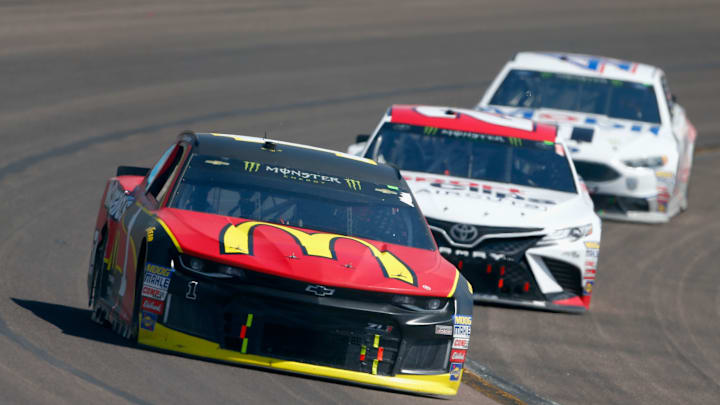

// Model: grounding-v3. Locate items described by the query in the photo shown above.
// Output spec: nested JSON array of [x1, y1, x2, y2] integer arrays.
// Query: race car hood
[[403, 171, 587, 230], [482, 106, 669, 159], [155, 208, 458, 297]]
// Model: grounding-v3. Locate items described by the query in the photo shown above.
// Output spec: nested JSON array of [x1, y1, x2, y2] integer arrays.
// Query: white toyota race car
[[476, 52, 696, 223], [349, 105, 601, 312]]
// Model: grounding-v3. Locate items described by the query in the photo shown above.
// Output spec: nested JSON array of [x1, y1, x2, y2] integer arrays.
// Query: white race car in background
[[349, 105, 601, 312], [476, 52, 696, 223]]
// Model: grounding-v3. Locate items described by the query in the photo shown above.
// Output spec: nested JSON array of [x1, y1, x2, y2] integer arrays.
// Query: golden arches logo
[[219, 221, 417, 286]]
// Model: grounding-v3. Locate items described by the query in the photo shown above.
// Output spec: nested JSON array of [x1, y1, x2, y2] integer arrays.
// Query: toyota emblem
[[450, 224, 479, 243]]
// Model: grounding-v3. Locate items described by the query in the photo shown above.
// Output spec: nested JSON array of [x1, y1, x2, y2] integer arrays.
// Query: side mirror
[[356, 134, 370, 143]]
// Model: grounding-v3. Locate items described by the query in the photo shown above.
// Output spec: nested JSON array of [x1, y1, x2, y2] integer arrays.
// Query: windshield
[[169, 155, 435, 250], [366, 123, 577, 193], [489, 69, 661, 124]]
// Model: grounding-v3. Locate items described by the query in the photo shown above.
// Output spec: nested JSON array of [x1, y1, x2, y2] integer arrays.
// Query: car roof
[[509, 52, 659, 83], [388, 105, 557, 142], [182, 132, 403, 186]]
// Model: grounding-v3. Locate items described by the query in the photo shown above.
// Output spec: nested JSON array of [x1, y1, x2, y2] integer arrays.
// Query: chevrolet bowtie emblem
[[305, 284, 335, 297]]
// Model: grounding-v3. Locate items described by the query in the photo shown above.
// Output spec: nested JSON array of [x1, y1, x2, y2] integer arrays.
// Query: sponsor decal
[[141, 297, 165, 315], [243, 161, 260, 172], [409, 176, 555, 209], [345, 178, 362, 191], [478, 106, 661, 135], [104, 182, 135, 221], [186, 280, 198, 300], [146, 263, 172, 277], [399, 192, 414, 207], [220, 221, 417, 286], [584, 280, 594, 295], [542, 53, 637, 74], [453, 315, 472, 326], [450, 349, 467, 363], [204, 160, 229, 166], [508, 137, 522, 147], [140, 311, 157, 331], [145, 226, 155, 243], [453, 324, 471, 338], [424, 126, 439, 136], [452, 338, 470, 350], [449, 362, 463, 381], [141, 286, 167, 300], [143, 272, 171, 291], [367, 323, 394, 333], [305, 284, 335, 297], [374, 187, 398, 195], [584, 241, 600, 249], [435, 325, 453, 336], [265, 165, 341, 185]]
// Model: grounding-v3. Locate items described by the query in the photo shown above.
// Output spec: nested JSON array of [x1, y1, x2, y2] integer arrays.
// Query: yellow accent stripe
[[139, 323, 460, 395], [467, 280, 474, 294], [373, 334, 380, 348], [333, 152, 377, 165], [372, 359, 378, 375], [447, 270, 460, 297], [246, 314, 253, 327], [155, 217, 183, 253]]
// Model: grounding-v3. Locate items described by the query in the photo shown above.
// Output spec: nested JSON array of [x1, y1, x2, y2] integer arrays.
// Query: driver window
[[146, 144, 186, 203]]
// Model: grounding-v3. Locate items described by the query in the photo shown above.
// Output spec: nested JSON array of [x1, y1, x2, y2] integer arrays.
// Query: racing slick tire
[[89, 229, 109, 326]]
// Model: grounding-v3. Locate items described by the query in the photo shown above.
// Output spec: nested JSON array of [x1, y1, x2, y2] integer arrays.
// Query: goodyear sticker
[[449, 363, 463, 381], [453, 315, 472, 326], [140, 311, 157, 331], [584, 280, 594, 295]]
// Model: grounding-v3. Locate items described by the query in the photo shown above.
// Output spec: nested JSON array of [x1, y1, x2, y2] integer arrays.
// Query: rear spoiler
[[116, 166, 149, 177]]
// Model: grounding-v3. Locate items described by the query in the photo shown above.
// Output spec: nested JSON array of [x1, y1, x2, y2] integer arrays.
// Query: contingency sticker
[[449, 363, 463, 381], [453, 325, 471, 338], [452, 338, 469, 350], [140, 311, 157, 331], [453, 315, 472, 326]]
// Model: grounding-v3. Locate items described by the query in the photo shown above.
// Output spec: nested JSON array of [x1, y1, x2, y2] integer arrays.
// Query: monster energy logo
[[423, 126, 439, 135], [244, 161, 261, 172], [508, 137, 522, 146], [345, 178, 362, 190]]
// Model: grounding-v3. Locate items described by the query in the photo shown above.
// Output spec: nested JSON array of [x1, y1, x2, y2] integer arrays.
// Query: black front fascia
[[162, 268, 458, 376], [427, 218, 545, 301]]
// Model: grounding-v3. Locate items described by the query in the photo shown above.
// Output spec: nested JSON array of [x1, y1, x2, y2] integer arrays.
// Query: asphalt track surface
[[1, 1, 719, 404]]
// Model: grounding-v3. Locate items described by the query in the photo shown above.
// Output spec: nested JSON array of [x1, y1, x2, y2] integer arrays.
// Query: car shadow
[[9, 298, 433, 398], [10, 298, 133, 348]]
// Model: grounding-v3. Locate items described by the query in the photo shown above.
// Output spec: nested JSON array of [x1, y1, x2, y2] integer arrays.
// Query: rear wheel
[[127, 242, 148, 343], [89, 229, 109, 326]]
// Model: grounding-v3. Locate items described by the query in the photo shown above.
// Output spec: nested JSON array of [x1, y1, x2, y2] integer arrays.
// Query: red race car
[[87, 131, 474, 396]]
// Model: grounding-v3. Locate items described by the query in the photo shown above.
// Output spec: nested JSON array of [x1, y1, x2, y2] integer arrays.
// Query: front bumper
[[138, 265, 470, 396], [429, 219, 598, 313], [574, 159, 675, 223], [139, 323, 461, 396]]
